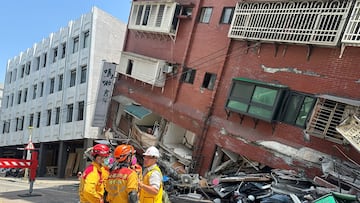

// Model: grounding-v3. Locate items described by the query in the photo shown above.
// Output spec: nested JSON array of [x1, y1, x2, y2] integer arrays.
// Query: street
[[0, 177, 79, 203]]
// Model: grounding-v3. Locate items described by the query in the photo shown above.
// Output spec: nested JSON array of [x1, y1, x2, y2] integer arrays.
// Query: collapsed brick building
[[107, 0, 360, 179]]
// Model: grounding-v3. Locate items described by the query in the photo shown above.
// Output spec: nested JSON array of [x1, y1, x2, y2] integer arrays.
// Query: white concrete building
[[0, 83, 3, 108], [0, 7, 126, 177]]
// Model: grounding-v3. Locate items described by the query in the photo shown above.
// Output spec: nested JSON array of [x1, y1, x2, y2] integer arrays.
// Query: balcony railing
[[129, 1, 179, 36], [342, 0, 360, 45], [228, 0, 352, 46]]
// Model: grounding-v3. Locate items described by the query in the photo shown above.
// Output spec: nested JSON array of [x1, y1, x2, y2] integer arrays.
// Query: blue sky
[[0, 0, 132, 83]]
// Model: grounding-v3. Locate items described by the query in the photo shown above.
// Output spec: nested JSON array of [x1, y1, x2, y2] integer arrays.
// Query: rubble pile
[[159, 159, 360, 203]]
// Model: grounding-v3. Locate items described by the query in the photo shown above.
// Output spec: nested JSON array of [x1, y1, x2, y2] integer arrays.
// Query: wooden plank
[[65, 153, 76, 177]]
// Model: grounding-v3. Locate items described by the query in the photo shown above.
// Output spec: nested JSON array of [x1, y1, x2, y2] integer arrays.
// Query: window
[[33, 84, 37, 99], [225, 78, 288, 122], [42, 53, 47, 68], [142, 5, 151, 25], [10, 93, 14, 107], [40, 81, 44, 97], [199, 7, 213, 23], [8, 71, 12, 84], [280, 93, 315, 128], [70, 70, 76, 87], [126, 60, 133, 75], [202, 72, 217, 90], [5, 95, 9, 108], [77, 101, 84, 121], [220, 7, 234, 24], [67, 104, 74, 122], [73, 36, 79, 53], [4, 120, 10, 133], [55, 107, 60, 124], [83, 31, 90, 48], [80, 65, 87, 84], [306, 96, 360, 143], [47, 109, 52, 126], [21, 65, 25, 78], [36, 112, 41, 128], [23, 88, 28, 103], [29, 113, 34, 127], [52, 47, 58, 63], [17, 90, 22, 104], [35, 56, 40, 70], [61, 42, 66, 58], [19, 116, 24, 131], [25, 61, 31, 75], [13, 69, 17, 82], [181, 67, 196, 84], [58, 74, 63, 91], [49, 78, 55, 94]]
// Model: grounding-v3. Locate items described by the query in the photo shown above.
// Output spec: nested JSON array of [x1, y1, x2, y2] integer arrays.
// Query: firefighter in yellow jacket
[[139, 146, 163, 203], [79, 144, 110, 203], [105, 144, 139, 203]]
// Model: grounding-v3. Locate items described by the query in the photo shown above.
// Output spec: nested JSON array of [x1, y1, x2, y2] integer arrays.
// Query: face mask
[[104, 156, 114, 167]]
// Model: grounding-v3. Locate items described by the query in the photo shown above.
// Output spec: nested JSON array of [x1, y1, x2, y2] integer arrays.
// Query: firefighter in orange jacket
[[139, 146, 163, 203], [105, 144, 139, 203], [79, 144, 110, 203]]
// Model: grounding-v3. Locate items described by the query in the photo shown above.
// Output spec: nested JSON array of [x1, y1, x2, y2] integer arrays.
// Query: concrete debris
[[159, 160, 360, 203]]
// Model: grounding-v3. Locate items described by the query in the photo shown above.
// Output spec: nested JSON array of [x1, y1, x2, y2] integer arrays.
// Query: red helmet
[[92, 144, 110, 157], [114, 144, 135, 162]]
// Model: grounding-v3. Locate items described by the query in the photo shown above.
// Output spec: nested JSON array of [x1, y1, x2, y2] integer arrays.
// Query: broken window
[[306, 96, 360, 143], [280, 92, 315, 128], [202, 72, 217, 90]]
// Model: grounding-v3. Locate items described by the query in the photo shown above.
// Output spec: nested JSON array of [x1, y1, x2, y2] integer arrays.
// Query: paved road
[[0, 177, 80, 203]]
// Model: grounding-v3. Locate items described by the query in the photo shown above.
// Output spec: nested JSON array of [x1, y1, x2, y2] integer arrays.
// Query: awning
[[124, 104, 152, 120]]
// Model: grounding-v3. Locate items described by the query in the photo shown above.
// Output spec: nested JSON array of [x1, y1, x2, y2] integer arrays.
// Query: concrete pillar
[[37, 142, 47, 177], [57, 141, 67, 178]]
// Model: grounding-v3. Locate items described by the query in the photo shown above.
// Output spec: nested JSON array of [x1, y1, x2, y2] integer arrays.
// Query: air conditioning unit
[[163, 64, 173, 73]]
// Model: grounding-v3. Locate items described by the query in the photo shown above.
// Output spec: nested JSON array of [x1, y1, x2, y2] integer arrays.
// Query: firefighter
[[139, 146, 163, 203], [105, 144, 139, 203], [79, 143, 110, 203]]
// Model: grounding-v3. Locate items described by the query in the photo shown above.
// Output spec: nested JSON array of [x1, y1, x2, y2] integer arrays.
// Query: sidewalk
[[0, 176, 79, 185]]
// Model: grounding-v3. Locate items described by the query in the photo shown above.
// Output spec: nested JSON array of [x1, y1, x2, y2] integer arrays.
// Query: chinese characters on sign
[[92, 61, 117, 127]]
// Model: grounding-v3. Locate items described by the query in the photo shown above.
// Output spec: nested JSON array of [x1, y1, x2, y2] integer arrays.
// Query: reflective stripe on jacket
[[105, 167, 138, 203], [79, 162, 105, 203], [139, 165, 163, 203]]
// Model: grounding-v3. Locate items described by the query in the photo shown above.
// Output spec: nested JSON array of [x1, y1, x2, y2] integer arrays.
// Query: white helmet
[[143, 146, 160, 158]]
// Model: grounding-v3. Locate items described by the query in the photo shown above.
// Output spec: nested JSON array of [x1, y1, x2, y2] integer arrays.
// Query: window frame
[[70, 69, 76, 87], [279, 92, 316, 128], [202, 72, 217, 90], [220, 7, 234, 24], [181, 67, 196, 84], [199, 7, 213, 23], [225, 78, 288, 122]]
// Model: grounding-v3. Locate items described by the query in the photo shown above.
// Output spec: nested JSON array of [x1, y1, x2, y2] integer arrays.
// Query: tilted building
[[107, 0, 360, 179]]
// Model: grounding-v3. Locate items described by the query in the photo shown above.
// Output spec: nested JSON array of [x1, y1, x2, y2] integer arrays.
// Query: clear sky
[[0, 0, 132, 84]]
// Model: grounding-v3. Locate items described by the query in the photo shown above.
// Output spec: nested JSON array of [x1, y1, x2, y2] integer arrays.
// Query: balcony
[[118, 52, 169, 88], [128, 1, 180, 37], [228, 0, 352, 46]]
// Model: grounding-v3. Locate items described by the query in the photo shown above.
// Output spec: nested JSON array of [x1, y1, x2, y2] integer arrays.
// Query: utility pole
[[24, 126, 34, 179]]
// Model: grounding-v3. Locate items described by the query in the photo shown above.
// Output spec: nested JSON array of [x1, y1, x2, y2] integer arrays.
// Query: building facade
[[108, 0, 360, 179], [0, 7, 126, 177]]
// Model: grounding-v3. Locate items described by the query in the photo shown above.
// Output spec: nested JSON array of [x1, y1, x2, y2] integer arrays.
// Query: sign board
[[92, 61, 117, 127], [336, 115, 360, 152]]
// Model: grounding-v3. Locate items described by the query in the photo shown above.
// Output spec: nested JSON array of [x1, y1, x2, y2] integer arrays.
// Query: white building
[[0, 83, 3, 108], [0, 7, 126, 177]]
